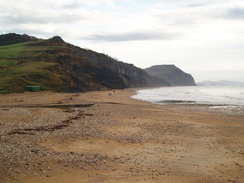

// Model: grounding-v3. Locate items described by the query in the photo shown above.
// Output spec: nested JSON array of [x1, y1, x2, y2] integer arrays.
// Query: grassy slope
[[0, 41, 59, 93], [0, 42, 27, 58], [0, 36, 168, 93], [0, 39, 112, 93]]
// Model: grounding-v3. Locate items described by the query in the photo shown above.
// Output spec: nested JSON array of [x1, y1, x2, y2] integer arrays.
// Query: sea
[[132, 85, 244, 114]]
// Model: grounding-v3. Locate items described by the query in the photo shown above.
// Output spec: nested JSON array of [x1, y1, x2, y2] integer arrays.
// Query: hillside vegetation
[[0, 33, 168, 93], [0, 33, 37, 46]]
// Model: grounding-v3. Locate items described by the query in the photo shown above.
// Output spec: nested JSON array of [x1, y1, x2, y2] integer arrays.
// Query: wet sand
[[0, 89, 243, 183]]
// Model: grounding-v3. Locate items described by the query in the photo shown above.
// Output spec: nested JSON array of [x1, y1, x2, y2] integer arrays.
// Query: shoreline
[[132, 87, 244, 116], [0, 89, 243, 183]]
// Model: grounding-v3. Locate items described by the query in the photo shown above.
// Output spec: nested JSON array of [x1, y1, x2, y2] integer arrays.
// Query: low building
[[25, 85, 41, 92]]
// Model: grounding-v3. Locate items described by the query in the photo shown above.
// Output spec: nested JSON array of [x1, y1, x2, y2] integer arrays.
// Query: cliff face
[[72, 48, 168, 88], [145, 65, 196, 86], [0, 34, 169, 93]]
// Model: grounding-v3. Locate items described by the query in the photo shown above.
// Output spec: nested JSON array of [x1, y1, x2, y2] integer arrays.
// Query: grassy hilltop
[[0, 33, 168, 93]]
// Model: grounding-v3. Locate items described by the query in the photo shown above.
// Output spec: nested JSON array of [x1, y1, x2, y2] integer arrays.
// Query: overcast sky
[[1, 0, 244, 82]]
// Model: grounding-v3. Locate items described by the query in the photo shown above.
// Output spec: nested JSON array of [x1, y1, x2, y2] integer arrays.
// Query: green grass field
[[0, 37, 108, 93], [0, 41, 62, 93], [0, 42, 29, 58], [0, 59, 19, 67], [0, 42, 30, 68]]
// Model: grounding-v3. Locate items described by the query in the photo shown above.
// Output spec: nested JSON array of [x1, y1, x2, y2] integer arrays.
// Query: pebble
[[1, 94, 243, 183]]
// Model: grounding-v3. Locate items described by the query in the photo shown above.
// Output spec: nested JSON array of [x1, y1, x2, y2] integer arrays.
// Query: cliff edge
[[0, 33, 169, 93], [145, 65, 196, 86]]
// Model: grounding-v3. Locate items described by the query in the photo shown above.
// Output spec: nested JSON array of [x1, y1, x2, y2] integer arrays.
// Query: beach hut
[[25, 85, 41, 92]]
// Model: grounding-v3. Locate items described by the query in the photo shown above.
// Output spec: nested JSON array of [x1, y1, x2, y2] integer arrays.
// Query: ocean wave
[[156, 100, 196, 104], [133, 85, 244, 106]]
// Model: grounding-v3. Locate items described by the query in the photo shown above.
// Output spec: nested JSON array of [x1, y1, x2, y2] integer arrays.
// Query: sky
[[0, 0, 244, 82]]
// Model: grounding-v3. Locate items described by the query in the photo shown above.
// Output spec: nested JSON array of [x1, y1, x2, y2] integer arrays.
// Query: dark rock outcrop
[[47, 36, 65, 44], [0, 33, 37, 46], [145, 65, 196, 86]]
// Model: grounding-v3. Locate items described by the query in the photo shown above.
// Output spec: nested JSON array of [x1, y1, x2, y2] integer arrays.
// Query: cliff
[[0, 33, 169, 93], [145, 65, 196, 86]]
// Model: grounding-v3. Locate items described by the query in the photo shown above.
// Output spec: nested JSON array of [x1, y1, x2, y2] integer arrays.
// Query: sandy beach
[[0, 89, 243, 183]]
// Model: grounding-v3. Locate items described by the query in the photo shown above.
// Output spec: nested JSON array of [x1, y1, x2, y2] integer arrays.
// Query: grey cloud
[[86, 31, 182, 42], [1, 13, 85, 25], [224, 7, 244, 20], [0, 25, 69, 40], [0, 27, 54, 39], [63, 3, 80, 9], [61, 0, 81, 9], [188, 2, 212, 8]]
